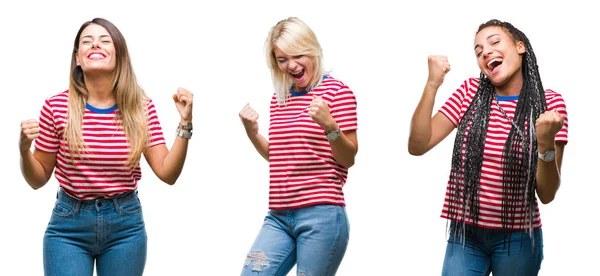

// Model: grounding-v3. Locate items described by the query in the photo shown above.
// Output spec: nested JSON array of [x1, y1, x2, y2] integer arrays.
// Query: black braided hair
[[447, 19, 547, 252]]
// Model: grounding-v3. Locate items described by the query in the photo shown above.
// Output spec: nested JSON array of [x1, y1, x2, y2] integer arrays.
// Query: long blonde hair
[[266, 17, 325, 105], [66, 18, 148, 168]]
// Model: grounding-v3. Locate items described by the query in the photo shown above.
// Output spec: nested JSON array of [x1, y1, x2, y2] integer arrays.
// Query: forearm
[[158, 135, 189, 185], [20, 150, 48, 189], [330, 132, 357, 168], [248, 132, 269, 161], [408, 83, 439, 155], [536, 142, 561, 204]]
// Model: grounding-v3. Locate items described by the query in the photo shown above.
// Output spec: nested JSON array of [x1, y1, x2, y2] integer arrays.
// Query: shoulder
[[42, 90, 69, 112], [544, 88, 567, 108]]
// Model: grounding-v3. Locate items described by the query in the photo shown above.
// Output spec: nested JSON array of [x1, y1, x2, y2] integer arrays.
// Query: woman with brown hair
[[19, 18, 194, 275]]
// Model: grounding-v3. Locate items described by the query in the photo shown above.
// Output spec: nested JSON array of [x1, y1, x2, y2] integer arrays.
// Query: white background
[[0, 0, 597, 275]]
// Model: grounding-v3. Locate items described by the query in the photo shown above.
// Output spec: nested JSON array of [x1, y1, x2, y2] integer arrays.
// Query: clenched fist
[[239, 104, 259, 136], [536, 110, 565, 148], [427, 55, 451, 88], [308, 96, 337, 132], [20, 119, 39, 153], [172, 87, 194, 124]]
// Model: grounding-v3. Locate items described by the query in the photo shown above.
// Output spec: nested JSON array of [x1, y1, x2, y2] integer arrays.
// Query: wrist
[[425, 80, 441, 90], [538, 140, 555, 153], [180, 118, 192, 126], [323, 121, 339, 133]]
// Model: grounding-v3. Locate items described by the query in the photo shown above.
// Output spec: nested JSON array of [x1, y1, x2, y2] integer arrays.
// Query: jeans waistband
[[56, 188, 138, 213]]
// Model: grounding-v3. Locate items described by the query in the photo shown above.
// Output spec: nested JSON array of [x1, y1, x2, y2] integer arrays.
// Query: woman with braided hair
[[408, 19, 568, 275]]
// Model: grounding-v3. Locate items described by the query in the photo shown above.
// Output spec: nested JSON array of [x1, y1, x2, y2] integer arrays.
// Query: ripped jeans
[[241, 204, 349, 276]]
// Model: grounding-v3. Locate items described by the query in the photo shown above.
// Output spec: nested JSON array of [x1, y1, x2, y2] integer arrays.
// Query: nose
[[483, 47, 493, 57], [288, 59, 298, 69], [91, 41, 101, 49]]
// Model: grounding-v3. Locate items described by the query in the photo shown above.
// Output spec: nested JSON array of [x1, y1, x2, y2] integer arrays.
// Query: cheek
[[277, 63, 287, 72]]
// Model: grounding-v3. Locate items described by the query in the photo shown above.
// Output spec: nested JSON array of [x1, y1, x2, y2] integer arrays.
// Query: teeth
[[89, 54, 104, 59], [487, 58, 502, 68]]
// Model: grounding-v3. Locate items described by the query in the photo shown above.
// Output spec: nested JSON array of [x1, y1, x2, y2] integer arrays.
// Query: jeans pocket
[[120, 197, 142, 215], [52, 201, 74, 217]]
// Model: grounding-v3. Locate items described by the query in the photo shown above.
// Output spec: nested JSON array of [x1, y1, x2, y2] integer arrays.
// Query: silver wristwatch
[[538, 149, 555, 162], [176, 122, 193, 139], [325, 128, 341, 142]]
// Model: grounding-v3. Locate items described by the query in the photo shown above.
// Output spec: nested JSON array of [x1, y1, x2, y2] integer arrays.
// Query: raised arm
[[144, 88, 193, 185], [239, 104, 269, 161], [20, 119, 57, 189], [535, 110, 567, 204], [408, 55, 456, 156]]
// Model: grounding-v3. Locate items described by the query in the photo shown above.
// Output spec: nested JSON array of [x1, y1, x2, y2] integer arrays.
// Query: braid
[[448, 20, 547, 252]]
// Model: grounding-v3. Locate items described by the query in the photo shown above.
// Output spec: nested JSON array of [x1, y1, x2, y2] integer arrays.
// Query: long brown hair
[[66, 18, 148, 168]]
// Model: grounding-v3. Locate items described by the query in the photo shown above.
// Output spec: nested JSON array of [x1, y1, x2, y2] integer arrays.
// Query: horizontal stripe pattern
[[268, 76, 358, 210], [34, 90, 166, 200], [439, 78, 569, 230]]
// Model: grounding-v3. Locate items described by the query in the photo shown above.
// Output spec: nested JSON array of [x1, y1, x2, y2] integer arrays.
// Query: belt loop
[[113, 197, 120, 213], [74, 200, 81, 215]]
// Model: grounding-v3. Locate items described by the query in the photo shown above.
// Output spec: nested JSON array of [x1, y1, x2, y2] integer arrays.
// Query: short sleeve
[[34, 99, 60, 153], [331, 84, 358, 132], [146, 99, 166, 147], [545, 90, 568, 144], [439, 79, 475, 127]]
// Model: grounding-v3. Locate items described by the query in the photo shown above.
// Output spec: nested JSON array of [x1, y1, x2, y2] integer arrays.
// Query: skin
[[239, 47, 358, 168], [408, 26, 565, 204], [20, 23, 194, 189]]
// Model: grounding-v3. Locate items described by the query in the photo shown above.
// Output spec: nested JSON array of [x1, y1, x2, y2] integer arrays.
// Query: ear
[[75, 51, 81, 66], [516, 41, 526, 54]]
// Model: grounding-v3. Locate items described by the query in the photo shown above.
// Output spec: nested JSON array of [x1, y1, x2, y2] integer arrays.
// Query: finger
[[21, 119, 37, 126], [249, 113, 259, 121]]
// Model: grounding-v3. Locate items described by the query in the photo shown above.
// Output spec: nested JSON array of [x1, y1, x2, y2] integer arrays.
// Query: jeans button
[[97, 201, 103, 207]]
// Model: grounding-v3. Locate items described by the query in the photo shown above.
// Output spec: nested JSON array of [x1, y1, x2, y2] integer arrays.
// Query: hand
[[172, 88, 193, 124], [239, 104, 259, 136], [20, 119, 39, 153], [427, 55, 451, 88], [308, 96, 337, 132], [536, 110, 565, 151]]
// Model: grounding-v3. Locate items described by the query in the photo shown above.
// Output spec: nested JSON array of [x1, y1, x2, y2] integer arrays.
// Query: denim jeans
[[241, 204, 350, 276], [442, 222, 543, 276], [43, 188, 147, 276]]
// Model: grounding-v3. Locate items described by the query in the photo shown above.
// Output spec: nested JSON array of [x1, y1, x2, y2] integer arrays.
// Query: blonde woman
[[239, 17, 358, 276], [19, 18, 193, 276]]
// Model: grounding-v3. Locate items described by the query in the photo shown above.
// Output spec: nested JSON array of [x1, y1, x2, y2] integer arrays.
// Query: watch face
[[327, 131, 340, 141], [545, 150, 556, 161]]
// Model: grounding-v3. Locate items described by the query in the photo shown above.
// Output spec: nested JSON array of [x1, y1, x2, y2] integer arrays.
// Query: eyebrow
[[474, 34, 501, 50]]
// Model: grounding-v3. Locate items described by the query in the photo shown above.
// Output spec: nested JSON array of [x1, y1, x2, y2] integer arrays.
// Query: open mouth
[[487, 58, 503, 74], [87, 52, 106, 59], [290, 69, 305, 80]]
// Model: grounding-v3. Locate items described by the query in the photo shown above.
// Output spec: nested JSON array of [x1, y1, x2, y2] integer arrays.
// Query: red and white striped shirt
[[268, 75, 358, 210], [34, 90, 166, 200], [439, 78, 569, 230]]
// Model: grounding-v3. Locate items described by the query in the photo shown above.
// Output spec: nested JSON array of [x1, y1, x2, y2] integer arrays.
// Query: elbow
[[408, 140, 427, 156], [408, 146, 426, 156], [539, 195, 555, 205], [160, 175, 179, 185]]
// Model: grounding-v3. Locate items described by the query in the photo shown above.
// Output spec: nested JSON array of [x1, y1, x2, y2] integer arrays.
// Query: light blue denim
[[43, 188, 147, 276], [442, 222, 543, 276], [241, 204, 350, 276]]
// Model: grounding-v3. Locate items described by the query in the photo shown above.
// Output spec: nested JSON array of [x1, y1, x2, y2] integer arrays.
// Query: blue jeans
[[442, 222, 544, 276], [241, 204, 350, 276], [43, 189, 147, 276]]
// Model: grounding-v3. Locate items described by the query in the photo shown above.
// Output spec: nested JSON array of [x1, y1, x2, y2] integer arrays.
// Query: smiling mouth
[[487, 58, 503, 72], [88, 53, 106, 59], [290, 69, 304, 79]]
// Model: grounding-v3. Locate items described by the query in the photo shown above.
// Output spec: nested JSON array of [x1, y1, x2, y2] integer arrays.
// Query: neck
[[495, 69, 523, 96], [84, 74, 115, 108]]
